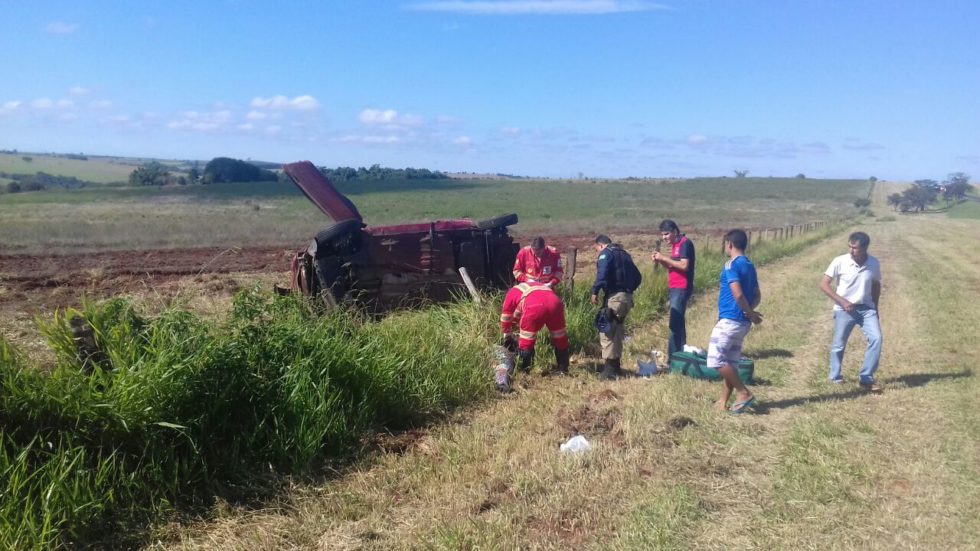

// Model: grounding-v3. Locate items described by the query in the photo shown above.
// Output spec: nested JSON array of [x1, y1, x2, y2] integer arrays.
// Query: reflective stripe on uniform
[[550, 328, 567, 338], [519, 330, 537, 341], [500, 314, 513, 322]]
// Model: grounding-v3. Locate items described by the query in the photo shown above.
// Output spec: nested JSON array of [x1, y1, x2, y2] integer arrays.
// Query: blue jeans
[[829, 306, 882, 383], [668, 288, 692, 357]]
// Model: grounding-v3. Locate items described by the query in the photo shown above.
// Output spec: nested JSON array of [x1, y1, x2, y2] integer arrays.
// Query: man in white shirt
[[819, 231, 883, 393]]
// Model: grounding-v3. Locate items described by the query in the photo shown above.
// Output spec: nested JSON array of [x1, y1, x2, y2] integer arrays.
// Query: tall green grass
[[0, 224, 846, 547]]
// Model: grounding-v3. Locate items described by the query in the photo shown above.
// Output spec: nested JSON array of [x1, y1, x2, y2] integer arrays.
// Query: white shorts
[[707, 319, 751, 369]]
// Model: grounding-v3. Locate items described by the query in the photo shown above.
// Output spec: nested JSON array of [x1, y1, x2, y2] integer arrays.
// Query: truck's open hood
[[283, 161, 363, 224]]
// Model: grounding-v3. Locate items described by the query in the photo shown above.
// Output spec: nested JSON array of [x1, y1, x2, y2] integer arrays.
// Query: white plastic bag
[[559, 434, 591, 454]]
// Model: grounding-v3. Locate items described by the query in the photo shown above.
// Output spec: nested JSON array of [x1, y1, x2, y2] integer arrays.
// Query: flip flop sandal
[[729, 396, 756, 414]]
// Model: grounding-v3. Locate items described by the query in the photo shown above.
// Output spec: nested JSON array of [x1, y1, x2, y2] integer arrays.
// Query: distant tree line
[[127, 157, 278, 186], [3, 171, 88, 193], [318, 164, 448, 182], [886, 172, 973, 212], [203, 157, 277, 183]]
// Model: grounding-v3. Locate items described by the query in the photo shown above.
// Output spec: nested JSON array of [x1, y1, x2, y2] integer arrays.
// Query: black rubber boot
[[518, 348, 535, 373], [599, 358, 618, 380], [554, 348, 570, 375]]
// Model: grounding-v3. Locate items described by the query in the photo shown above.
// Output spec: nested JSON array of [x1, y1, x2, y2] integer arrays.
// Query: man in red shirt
[[651, 220, 696, 358], [499, 282, 570, 387], [512, 236, 563, 287]]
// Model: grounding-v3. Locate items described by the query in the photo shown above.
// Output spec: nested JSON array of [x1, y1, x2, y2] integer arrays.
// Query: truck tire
[[315, 219, 364, 255], [476, 213, 518, 231]]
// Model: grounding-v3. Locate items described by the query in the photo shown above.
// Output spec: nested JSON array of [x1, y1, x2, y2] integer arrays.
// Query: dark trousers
[[668, 288, 692, 357]]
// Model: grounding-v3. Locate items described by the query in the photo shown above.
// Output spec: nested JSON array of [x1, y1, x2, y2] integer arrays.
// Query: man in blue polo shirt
[[707, 229, 763, 413], [819, 231, 883, 393]]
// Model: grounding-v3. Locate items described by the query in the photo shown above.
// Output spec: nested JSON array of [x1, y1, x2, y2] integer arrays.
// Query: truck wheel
[[315, 219, 363, 243], [315, 219, 364, 254], [476, 213, 518, 230]]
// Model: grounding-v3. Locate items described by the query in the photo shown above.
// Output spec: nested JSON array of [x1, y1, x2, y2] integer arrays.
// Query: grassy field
[[154, 209, 979, 549], [947, 196, 980, 219], [0, 152, 144, 184], [0, 175, 868, 253]]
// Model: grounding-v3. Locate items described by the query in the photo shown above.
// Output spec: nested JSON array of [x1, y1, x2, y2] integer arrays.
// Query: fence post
[[565, 247, 577, 292]]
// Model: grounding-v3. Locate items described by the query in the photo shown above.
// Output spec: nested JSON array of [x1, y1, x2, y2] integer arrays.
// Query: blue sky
[[1, 0, 977, 179]]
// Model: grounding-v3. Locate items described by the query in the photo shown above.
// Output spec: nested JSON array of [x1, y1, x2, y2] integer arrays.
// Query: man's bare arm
[[820, 274, 854, 313], [729, 281, 763, 324]]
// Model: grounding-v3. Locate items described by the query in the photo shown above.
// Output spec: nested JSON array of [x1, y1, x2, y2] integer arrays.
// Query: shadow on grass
[[749, 348, 794, 359], [753, 370, 973, 414]]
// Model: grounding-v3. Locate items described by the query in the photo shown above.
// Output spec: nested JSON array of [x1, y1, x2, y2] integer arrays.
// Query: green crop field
[[0, 174, 869, 253], [0, 152, 145, 184], [947, 197, 980, 219]]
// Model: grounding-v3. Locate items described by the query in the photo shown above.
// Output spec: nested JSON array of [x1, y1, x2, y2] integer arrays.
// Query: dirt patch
[[556, 388, 623, 439], [366, 428, 429, 456], [527, 508, 592, 548], [666, 415, 697, 431]]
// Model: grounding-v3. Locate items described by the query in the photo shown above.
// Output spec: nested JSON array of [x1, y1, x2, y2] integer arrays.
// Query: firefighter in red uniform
[[499, 282, 570, 386], [513, 236, 563, 287]]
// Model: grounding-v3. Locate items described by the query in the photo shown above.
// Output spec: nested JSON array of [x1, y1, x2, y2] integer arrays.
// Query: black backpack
[[610, 245, 642, 292]]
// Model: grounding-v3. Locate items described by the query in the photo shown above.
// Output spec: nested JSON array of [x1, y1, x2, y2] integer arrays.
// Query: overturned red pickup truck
[[284, 161, 520, 312]]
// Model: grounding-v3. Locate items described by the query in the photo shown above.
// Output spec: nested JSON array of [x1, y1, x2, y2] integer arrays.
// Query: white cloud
[[682, 134, 805, 159], [246, 110, 268, 120], [88, 100, 112, 109], [31, 98, 54, 109], [335, 134, 402, 144], [841, 140, 885, 151], [408, 1, 665, 15], [452, 136, 473, 145], [359, 108, 423, 128], [237, 123, 255, 131], [500, 126, 521, 135], [168, 120, 219, 131], [68, 86, 90, 96], [359, 108, 398, 124], [45, 22, 79, 34], [104, 115, 133, 128], [167, 109, 232, 132], [265, 125, 282, 135], [56, 99, 74, 109], [250, 94, 320, 111], [0, 101, 23, 115]]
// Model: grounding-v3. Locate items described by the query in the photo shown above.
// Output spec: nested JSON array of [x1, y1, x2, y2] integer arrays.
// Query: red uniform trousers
[[500, 284, 569, 352]]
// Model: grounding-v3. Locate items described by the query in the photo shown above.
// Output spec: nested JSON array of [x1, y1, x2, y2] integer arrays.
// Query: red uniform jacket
[[512, 245, 563, 286]]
